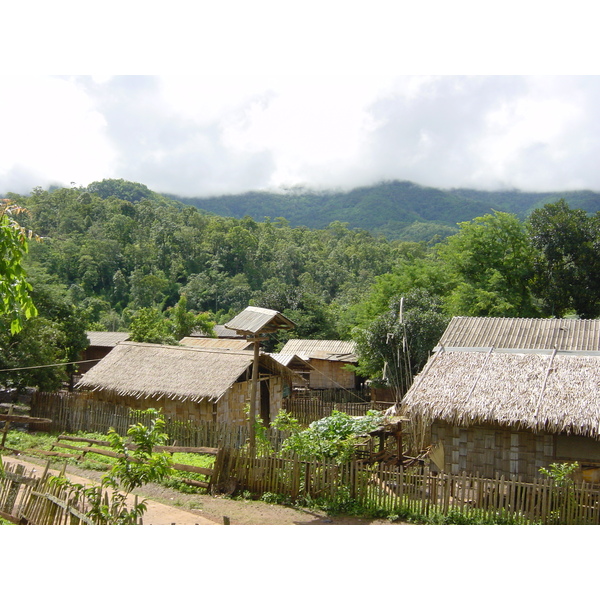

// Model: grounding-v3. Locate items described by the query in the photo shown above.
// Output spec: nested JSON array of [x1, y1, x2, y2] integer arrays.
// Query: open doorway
[[260, 379, 271, 426]]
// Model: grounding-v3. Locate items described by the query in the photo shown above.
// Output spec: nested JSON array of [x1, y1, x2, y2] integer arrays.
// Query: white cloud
[[0, 76, 116, 193], [2, 73, 599, 197]]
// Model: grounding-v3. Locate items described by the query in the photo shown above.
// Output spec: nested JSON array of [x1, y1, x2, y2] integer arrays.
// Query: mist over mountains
[[166, 180, 600, 241]]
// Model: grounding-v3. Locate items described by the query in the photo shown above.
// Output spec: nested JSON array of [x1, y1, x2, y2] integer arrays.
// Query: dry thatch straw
[[76, 341, 297, 404], [401, 350, 600, 439]]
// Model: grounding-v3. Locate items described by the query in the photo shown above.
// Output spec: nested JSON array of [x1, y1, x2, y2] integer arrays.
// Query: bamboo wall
[[73, 375, 286, 427], [431, 422, 556, 480], [308, 359, 356, 390]]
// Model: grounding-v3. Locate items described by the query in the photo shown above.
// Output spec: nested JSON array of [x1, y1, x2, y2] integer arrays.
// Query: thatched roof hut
[[76, 341, 299, 404], [403, 317, 600, 479], [402, 348, 600, 439], [278, 339, 359, 390], [436, 316, 600, 352], [79, 331, 131, 375], [279, 339, 357, 361]]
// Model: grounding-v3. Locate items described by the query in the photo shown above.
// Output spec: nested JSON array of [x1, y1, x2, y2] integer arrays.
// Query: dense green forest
[[168, 180, 600, 241], [3, 178, 600, 394]]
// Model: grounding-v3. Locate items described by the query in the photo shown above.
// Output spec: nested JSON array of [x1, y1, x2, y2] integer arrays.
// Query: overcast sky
[[2, 2, 599, 198]]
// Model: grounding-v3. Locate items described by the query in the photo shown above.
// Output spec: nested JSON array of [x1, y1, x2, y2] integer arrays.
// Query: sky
[[2, 2, 600, 199]]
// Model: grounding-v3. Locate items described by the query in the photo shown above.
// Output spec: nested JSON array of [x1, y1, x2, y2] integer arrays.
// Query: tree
[[0, 199, 38, 333], [438, 211, 539, 317], [527, 199, 600, 317], [353, 288, 449, 399], [0, 267, 89, 391]]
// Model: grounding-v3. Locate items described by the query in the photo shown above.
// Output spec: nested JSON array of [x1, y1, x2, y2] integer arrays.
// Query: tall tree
[[438, 211, 539, 317], [353, 289, 449, 400], [527, 199, 600, 318]]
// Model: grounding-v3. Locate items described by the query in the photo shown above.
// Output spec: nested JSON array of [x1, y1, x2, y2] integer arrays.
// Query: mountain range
[[166, 180, 600, 242]]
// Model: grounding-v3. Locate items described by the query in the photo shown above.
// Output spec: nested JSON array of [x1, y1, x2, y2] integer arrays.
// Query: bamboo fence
[[0, 460, 96, 525], [216, 448, 600, 525], [29, 391, 381, 447]]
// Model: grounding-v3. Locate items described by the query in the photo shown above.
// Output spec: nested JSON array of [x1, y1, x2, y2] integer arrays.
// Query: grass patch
[[2, 431, 216, 494]]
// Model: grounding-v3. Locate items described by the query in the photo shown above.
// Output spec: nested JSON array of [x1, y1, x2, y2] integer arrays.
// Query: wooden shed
[[401, 317, 600, 481], [278, 339, 359, 390], [79, 331, 130, 374], [75, 341, 300, 426]]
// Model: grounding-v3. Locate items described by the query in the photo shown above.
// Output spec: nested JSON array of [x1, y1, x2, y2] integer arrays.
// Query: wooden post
[[1, 405, 14, 448], [249, 336, 260, 454]]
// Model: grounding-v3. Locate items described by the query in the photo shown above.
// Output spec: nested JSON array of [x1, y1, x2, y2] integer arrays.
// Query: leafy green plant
[[539, 461, 579, 484], [48, 408, 174, 525], [273, 409, 384, 463], [539, 461, 580, 524]]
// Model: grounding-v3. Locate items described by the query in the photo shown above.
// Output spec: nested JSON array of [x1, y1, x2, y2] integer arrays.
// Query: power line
[[0, 359, 100, 373]]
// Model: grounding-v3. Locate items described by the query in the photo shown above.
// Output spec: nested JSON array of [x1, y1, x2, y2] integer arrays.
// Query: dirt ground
[[1, 453, 403, 525]]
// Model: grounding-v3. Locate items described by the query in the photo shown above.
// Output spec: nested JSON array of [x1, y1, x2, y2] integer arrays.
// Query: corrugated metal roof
[[436, 317, 600, 352], [86, 331, 130, 347], [224, 306, 296, 336], [179, 337, 253, 351], [279, 339, 357, 362], [270, 353, 314, 370], [189, 325, 245, 339]]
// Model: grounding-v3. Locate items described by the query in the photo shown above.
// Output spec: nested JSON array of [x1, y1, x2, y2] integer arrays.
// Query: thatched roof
[[279, 339, 357, 362], [437, 316, 600, 352], [86, 331, 130, 348], [402, 349, 600, 439], [76, 342, 298, 403]]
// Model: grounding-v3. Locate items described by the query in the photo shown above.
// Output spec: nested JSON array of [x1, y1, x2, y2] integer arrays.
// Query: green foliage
[[539, 461, 580, 524], [0, 266, 88, 391], [0, 199, 38, 334], [438, 211, 539, 317], [353, 288, 449, 395], [129, 307, 177, 344], [539, 461, 579, 485], [45, 409, 174, 525], [273, 410, 384, 462], [527, 199, 600, 317], [104, 408, 173, 493]]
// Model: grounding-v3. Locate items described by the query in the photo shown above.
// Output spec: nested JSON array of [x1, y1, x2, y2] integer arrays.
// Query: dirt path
[[1, 454, 402, 525]]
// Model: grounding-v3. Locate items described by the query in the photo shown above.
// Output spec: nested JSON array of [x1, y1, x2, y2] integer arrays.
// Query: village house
[[278, 339, 361, 390], [78, 331, 130, 375], [75, 341, 301, 426], [401, 316, 600, 482]]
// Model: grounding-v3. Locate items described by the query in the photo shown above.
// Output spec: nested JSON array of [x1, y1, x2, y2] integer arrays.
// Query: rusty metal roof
[[224, 306, 296, 336], [437, 317, 600, 352]]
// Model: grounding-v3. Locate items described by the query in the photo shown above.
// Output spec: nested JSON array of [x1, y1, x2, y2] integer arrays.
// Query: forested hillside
[[4, 178, 600, 395], [168, 180, 600, 241]]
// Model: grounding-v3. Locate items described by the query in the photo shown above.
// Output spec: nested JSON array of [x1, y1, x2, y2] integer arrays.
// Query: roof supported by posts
[[223, 306, 296, 337]]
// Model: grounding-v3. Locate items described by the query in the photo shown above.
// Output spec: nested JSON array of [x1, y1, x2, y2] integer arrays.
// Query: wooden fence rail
[[24, 434, 222, 491], [216, 448, 600, 525]]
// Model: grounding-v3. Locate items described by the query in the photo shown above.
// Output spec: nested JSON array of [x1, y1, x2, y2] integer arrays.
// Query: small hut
[[278, 339, 360, 390], [79, 331, 130, 374], [75, 342, 301, 426], [401, 317, 600, 481]]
